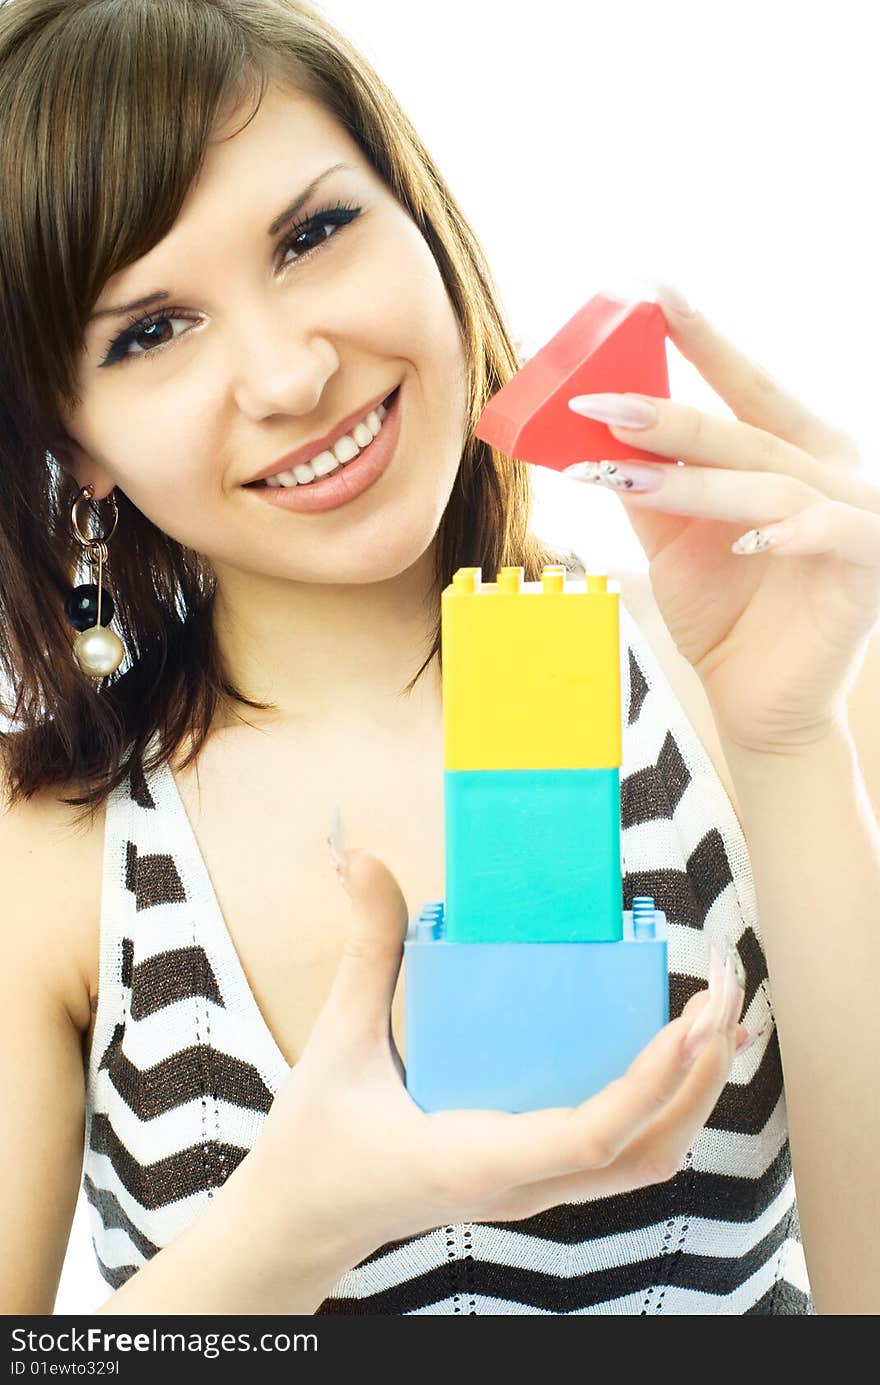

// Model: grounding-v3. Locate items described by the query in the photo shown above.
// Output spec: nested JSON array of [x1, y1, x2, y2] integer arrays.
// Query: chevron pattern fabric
[[82, 601, 814, 1313]]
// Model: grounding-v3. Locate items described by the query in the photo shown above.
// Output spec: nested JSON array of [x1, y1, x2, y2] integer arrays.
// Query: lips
[[241, 381, 404, 514], [243, 387, 399, 486]]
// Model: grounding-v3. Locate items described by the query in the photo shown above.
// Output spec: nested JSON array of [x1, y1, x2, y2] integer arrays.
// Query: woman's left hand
[[563, 295, 880, 755]]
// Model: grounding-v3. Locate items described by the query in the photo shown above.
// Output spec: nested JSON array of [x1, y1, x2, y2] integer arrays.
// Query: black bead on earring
[[64, 485, 125, 678]]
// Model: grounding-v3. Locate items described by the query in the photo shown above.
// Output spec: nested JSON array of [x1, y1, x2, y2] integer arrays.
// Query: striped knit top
[[82, 598, 815, 1314]]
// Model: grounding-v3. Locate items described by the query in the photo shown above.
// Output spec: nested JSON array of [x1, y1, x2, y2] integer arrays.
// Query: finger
[[489, 1028, 739, 1218], [732, 499, 880, 570], [595, 393, 851, 506], [309, 847, 410, 1048], [614, 968, 743, 1165], [427, 989, 722, 1196], [484, 988, 746, 1218], [639, 281, 858, 462], [584, 458, 827, 528]]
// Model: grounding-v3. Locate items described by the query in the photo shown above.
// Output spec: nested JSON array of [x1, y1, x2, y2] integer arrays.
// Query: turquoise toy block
[[444, 768, 622, 942], [403, 899, 669, 1113]]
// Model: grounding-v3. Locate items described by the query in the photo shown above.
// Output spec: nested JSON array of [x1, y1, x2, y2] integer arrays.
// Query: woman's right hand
[[249, 847, 747, 1271]]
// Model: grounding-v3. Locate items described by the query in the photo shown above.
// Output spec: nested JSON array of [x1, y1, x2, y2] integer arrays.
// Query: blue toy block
[[444, 767, 622, 942], [403, 899, 669, 1113]]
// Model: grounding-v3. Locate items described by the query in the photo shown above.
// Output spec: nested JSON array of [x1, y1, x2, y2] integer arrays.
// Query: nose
[[230, 309, 339, 419]]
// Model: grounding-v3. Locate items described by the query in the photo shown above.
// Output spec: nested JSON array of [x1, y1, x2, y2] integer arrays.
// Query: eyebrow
[[88, 161, 353, 323]]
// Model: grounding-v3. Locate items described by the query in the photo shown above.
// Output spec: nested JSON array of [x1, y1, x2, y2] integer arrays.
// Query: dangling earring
[[64, 484, 125, 678]]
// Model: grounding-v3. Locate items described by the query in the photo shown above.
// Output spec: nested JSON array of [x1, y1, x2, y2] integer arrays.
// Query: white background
[[53, 0, 878, 1311]]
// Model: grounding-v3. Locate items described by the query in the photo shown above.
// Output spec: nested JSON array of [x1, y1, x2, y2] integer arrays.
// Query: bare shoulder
[[0, 760, 103, 1038]]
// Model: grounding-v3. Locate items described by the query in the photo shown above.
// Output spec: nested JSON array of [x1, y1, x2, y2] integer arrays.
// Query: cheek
[[120, 446, 203, 503], [76, 380, 210, 490], [103, 435, 218, 547], [368, 220, 463, 357]]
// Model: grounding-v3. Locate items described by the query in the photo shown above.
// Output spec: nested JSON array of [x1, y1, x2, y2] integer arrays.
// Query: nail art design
[[565, 460, 665, 491], [731, 528, 778, 555], [567, 461, 622, 485], [714, 937, 746, 1031], [722, 937, 746, 990]]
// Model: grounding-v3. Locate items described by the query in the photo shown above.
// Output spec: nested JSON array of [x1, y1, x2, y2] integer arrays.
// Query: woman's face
[[54, 82, 471, 588]]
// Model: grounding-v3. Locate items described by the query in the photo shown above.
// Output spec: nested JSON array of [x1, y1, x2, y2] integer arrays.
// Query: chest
[[184, 729, 448, 1068], [81, 723, 448, 1071], [78, 622, 745, 1069]]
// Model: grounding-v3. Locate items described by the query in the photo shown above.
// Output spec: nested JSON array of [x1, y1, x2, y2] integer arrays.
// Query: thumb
[[312, 846, 411, 1046]]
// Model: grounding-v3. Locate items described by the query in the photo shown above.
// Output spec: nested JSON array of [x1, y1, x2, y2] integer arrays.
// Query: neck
[[209, 540, 442, 737]]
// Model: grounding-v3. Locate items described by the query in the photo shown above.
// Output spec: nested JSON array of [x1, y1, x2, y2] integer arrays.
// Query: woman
[[1, 0, 877, 1316]]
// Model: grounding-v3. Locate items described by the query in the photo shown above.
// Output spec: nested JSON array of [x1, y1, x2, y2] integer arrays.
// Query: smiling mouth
[[244, 388, 400, 488]]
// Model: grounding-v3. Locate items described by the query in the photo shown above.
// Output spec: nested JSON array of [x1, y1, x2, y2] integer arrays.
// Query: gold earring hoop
[[64, 484, 125, 678]]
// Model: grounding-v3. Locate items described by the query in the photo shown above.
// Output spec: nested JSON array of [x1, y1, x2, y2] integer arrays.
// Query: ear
[[47, 432, 117, 503]]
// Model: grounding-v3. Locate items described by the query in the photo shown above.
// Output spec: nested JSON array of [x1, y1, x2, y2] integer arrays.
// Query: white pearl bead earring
[[64, 485, 125, 678]]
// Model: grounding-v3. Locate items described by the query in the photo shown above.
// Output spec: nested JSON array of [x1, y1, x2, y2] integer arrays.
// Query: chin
[[324, 526, 439, 587]]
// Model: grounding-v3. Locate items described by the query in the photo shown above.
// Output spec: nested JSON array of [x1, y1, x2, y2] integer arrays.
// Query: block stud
[[541, 566, 566, 593], [632, 895, 656, 939], [497, 566, 524, 593], [452, 567, 481, 593]]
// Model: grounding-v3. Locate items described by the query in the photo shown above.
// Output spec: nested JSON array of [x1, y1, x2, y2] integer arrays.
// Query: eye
[[98, 200, 363, 367], [100, 309, 189, 366], [278, 201, 361, 266]]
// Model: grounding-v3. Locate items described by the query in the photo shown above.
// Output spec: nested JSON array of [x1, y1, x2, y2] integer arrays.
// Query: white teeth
[[331, 434, 359, 465], [265, 393, 394, 488], [311, 450, 342, 478]]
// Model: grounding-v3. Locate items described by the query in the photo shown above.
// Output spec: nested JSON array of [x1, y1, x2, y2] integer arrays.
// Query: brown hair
[[0, 0, 577, 831]]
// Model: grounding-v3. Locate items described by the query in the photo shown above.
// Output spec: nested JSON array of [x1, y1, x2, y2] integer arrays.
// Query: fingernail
[[640, 276, 696, 318], [711, 937, 746, 1034], [681, 942, 729, 1062], [719, 950, 746, 1032], [681, 941, 745, 1062], [714, 936, 746, 998], [326, 803, 352, 893], [567, 394, 659, 429], [735, 1020, 771, 1056], [731, 526, 783, 555], [564, 460, 666, 492]]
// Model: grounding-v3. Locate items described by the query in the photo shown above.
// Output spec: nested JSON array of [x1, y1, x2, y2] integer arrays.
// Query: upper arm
[[0, 776, 92, 1315]]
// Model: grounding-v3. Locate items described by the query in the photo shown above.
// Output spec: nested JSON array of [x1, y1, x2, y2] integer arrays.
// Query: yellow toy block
[[442, 565, 621, 770]]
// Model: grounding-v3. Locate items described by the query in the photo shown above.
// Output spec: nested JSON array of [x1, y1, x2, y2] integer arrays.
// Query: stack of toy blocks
[[404, 562, 669, 1113]]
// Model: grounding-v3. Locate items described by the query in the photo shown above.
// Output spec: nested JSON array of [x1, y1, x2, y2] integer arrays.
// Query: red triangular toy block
[[475, 293, 671, 471]]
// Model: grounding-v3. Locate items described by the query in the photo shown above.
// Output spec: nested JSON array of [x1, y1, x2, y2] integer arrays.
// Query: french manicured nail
[[641, 277, 696, 318], [563, 460, 666, 492], [568, 394, 659, 428]]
